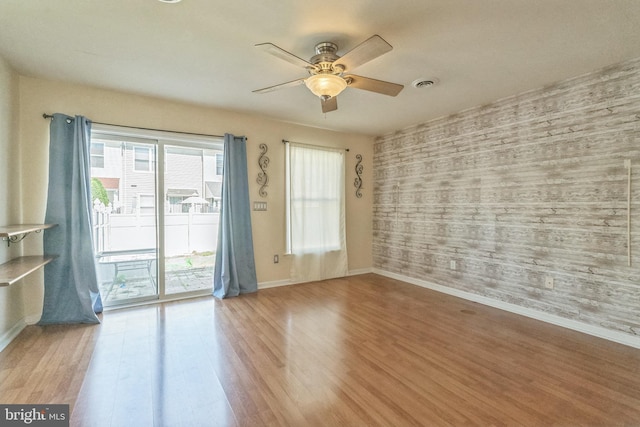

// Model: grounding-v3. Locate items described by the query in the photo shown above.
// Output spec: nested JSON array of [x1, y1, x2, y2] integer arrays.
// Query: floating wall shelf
[[0, 224, 57, 247], [0, 224, 57, 286], [0, 255, 57, 286]]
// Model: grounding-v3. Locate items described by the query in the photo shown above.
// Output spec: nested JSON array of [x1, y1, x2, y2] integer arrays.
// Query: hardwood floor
[[1, 273, 639, 426]]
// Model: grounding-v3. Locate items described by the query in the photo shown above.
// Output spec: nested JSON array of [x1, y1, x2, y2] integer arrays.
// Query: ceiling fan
[[252, 35, 404, 113]]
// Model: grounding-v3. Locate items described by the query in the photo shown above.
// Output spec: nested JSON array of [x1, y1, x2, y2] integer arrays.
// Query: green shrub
[[91, 178, 110, 205]]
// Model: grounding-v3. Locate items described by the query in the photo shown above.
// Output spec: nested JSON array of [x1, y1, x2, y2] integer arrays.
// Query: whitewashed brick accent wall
[[373, 57, 640, 338]]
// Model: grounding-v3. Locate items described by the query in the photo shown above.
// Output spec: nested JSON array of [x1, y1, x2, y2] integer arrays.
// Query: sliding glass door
[[163, 145, 220, 296], [90, 127, 222, 306]]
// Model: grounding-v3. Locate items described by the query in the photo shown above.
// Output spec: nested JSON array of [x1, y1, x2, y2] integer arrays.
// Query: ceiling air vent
[[412, 78, 436, 89]]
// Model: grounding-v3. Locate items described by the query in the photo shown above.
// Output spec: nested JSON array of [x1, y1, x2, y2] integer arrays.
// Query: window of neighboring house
[[216, 153, 223, 176], [138, 194, 155, 215], [134, 146, 153, 172], [91, 142, 105, 168]]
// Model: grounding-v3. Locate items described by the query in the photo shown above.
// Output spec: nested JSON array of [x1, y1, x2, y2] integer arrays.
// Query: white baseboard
[[0, 312, 43, 353], [348, 267, 373, 276], [374, 268, 640, 350], [0, 319, 26, 353], [258, 268, 373, 290], [24, 314, 41, 325], [258, 279, 295, 289]]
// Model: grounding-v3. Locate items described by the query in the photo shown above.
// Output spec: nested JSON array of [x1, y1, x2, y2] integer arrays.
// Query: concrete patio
[[97, 253, 214, 304]]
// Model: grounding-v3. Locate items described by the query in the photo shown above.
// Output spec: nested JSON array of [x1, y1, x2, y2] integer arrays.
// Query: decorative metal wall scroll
[[257, 143, 269, 197], [354, 154, 363, 198]]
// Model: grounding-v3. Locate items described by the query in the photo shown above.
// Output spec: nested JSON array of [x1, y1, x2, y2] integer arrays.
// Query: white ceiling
[[1, 0, 640, 136]]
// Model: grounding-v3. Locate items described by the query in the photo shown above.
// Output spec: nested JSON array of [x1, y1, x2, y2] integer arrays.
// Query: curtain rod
[[282, 139, 349, 152], [42, 113, 227, 140]]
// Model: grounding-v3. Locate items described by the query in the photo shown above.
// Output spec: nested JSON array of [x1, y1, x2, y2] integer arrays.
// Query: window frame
[[285, 142, 345, 254]]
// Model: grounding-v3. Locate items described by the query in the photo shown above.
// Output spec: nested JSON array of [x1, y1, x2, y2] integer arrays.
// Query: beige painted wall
[[17, 76, 374, 320], [0, 56, 25, 343]]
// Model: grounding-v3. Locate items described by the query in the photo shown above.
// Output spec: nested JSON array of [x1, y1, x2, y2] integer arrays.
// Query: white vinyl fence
[[93, 212, 219, 256]]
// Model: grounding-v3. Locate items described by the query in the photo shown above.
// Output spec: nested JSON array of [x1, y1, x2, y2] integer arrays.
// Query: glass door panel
[[163, 145, 220, 295], [91, 138, 159, 306]]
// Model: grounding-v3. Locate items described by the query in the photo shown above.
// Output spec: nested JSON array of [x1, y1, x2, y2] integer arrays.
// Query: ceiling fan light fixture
[[304, 74, 348, 99]]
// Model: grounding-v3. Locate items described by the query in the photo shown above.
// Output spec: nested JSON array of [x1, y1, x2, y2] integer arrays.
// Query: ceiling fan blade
[[321, 96, 338, 113], [333, 35, 393, 72], [255, 42, 315, 69], [252, 78, 306, 94], [345, 74, 404, 96]]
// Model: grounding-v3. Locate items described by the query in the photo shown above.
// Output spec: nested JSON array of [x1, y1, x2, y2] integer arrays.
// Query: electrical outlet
[[544, 276, 554, 289], [273, 254, 279, 264], [450, 260, 456, 270]]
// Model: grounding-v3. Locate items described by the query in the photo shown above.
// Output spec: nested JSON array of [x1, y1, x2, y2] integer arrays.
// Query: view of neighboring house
[[90, 138, 223, 214]]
